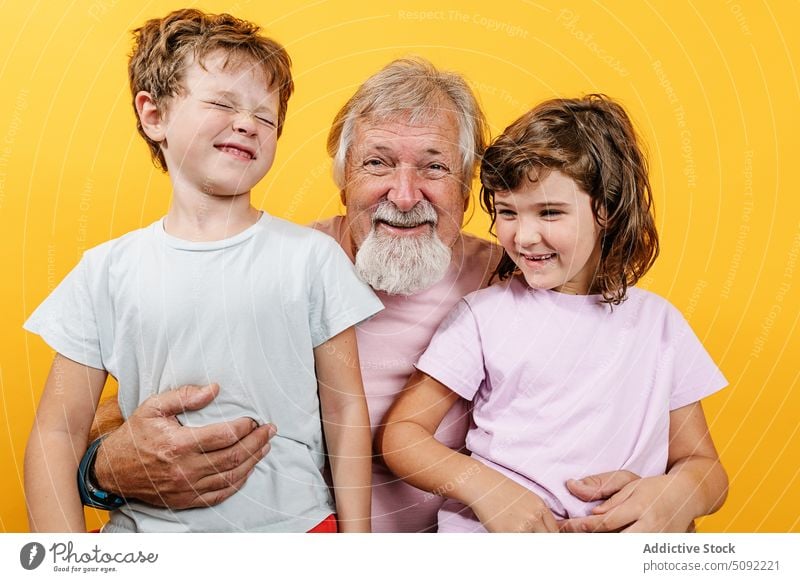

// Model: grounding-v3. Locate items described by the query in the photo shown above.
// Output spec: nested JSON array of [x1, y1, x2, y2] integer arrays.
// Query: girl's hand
[[559, 474, 695, 532], [472, 478, 559, 532]]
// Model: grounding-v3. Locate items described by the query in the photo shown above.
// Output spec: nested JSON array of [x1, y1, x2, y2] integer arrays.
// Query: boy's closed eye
[[203, 100, 277, 128]]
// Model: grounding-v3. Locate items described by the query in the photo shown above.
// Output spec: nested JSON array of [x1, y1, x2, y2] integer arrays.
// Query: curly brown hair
[[128, 8, 294, 171], [481, 94, 659, 304]]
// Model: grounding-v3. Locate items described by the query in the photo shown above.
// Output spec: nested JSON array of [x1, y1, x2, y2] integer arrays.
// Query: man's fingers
[[185, 421, 275, 454], [192, 479, 248, 508], [542, 510, 560, 533], [559, 510, 633, 533], [566, 470, 640, 501], [140, 384, 220, 419], [193, 453, 263, 496]]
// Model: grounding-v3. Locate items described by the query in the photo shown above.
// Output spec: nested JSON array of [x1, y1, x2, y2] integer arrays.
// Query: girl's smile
[[494, 170, 602, 295]]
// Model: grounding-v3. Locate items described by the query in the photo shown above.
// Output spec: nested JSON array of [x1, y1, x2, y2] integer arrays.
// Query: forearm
[[381, 419, 511, 507], [324, 404, 372, 532], [667, 455, 728, 520], [25, 427, 87, 532], [88, 395, 124, 443]]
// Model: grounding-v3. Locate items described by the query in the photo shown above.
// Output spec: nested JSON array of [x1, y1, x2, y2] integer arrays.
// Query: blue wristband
[[78, 436, 125, 510]]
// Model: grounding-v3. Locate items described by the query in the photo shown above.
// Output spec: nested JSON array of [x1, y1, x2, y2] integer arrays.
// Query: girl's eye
[[541, 209, 564, 218], [497, 209, 516, 218]]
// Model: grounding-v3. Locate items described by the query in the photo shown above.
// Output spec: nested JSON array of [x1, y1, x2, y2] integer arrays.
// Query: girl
[[379, 95, 728, 533]]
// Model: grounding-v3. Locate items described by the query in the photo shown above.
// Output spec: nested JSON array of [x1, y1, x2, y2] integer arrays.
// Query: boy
[[24, 9, 381, 532]]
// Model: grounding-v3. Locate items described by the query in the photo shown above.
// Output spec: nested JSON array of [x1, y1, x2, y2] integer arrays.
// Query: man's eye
[[420, 163, 449, 180], [363, 159, 390, 174]]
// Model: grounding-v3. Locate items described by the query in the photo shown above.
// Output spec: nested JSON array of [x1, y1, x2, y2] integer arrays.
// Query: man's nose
[[387, 167, 424, 212]]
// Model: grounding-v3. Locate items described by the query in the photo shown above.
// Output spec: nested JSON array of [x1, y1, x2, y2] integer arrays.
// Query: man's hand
[[94, 384, 275, 509], [565, 470, 641, 502], [560, 471, 695, 532]]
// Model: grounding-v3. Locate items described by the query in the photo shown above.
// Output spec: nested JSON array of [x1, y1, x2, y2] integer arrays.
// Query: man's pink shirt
[[313, 216, 500, 532]]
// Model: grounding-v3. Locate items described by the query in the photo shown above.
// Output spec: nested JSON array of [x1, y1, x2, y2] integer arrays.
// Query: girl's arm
[[379, 371, 559, 532], [314, 327, 372, 533], [560, 401, 728, 532], [25, 353, 108, 532]]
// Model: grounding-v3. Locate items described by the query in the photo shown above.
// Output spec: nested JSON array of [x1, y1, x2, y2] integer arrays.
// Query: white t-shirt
[[415, 277, 727, 531], [25, 213, 384, 532]]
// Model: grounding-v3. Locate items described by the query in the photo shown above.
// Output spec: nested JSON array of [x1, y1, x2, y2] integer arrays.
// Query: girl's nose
[[515, 222, 543, 248]]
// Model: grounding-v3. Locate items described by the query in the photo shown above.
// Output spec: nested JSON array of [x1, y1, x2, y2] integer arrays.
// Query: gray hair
[[326, 57, 488, 196]]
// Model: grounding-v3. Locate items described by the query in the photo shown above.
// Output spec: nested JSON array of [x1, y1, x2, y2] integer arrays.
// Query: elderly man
[[81, 58, 643, 532]]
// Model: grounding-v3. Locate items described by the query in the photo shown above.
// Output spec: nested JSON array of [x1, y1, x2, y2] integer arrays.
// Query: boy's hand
[[472, 478, 559, 532], [94, 384, 275, 509], [560, 474, 695, 532]]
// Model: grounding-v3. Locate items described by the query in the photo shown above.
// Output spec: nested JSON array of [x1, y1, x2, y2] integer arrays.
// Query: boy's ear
[[339, 189, 347, 206], [135, 91, 166, 141]]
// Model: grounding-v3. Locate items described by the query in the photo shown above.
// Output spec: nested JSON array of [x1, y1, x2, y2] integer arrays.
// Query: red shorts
[[307, 514, 338, 533]]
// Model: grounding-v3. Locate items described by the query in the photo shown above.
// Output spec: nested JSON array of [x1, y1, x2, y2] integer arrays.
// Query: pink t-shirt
[[313, 216, 500, 531], [415, 277, 727, 532]]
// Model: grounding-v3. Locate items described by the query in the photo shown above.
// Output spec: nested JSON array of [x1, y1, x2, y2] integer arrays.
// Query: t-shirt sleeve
[[667, 307, 727, 410], [23, 255, 104, 369], [414, 298, 485, 400], [307, 236, 384, 347]]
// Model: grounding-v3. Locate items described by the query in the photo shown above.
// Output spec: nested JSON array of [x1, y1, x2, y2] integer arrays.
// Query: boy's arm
[[25, 354, 108, 532], [560, 401, 728, 532], [315, 327, 372, 532], [378, 371, 558, 532]]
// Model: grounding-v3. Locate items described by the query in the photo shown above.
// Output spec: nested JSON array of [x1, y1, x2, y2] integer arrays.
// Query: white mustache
[[371, 200, 438, 228]]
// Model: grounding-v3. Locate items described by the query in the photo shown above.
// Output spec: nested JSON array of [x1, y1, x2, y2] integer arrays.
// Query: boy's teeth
[[219, 145, 252, 159], [524, 253, 555, 260]]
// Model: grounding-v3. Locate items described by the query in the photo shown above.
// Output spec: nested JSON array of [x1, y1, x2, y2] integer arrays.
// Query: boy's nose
[[387, 167, 424, 212], [232, 112, 257, 135]]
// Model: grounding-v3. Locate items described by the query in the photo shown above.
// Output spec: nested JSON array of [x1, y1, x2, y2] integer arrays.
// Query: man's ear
[[135, 91, 166, 141]]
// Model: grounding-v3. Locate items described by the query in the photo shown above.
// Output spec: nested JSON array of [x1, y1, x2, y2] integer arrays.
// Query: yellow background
[[1, 0, 798, 533]]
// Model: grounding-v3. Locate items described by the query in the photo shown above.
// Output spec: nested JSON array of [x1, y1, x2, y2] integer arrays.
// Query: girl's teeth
[[524, 253, 554, 261]]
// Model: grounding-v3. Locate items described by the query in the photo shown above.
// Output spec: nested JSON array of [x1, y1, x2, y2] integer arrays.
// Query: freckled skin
[[343, 112, 467, 252]]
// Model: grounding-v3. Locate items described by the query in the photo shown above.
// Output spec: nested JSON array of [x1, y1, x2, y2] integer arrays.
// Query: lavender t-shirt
[[415, 277, 727, 531]]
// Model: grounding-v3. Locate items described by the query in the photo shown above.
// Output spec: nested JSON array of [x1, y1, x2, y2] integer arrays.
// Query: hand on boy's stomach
[[96, 383, 275, 509]]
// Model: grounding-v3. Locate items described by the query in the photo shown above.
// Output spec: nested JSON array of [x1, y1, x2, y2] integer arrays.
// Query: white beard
[[354, 202, 452, 295]]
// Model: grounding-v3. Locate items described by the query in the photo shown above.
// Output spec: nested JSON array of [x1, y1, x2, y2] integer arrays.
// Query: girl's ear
[[135, 91, 166, 141]]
